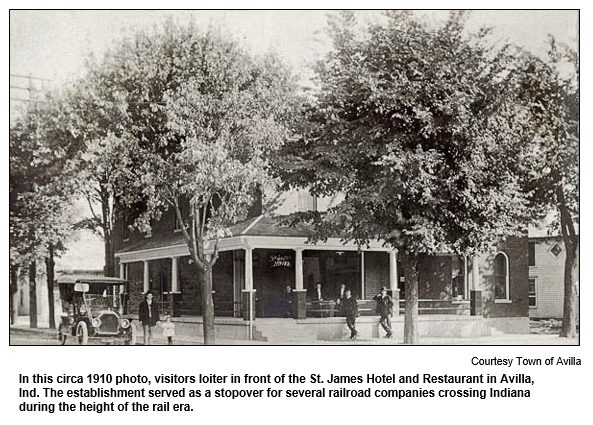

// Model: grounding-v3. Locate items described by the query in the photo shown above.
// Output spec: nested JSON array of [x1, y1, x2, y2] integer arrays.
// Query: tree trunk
[[100, 188, 115, 277], [45, 244, 56, 329], [10, 265, 18, 325], [28, 262, 37, 329], [201, 265, 215, 345], [559, 239, 578, 338], [103, 234, 115, 277], [557, 187, 579, 339], [401, 253, 420, 344]]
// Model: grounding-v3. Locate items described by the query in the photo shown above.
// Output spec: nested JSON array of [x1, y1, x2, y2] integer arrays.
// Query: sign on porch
[[269, 253, 293, 268]]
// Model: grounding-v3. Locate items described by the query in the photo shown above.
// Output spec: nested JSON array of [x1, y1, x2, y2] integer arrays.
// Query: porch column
[[119, 262, 125, 279], [295, 249, 303, 290], [389, 250, 398, 290], [388, 250, 400, 316], [293, 248, 306, 319], [470, 256, 482, 316], [143, 260, 150, 293], [171, 257, 179, 292], [242, 247, 256, 321], [168, 257, 180, 317], [245, 248, 253, 291]]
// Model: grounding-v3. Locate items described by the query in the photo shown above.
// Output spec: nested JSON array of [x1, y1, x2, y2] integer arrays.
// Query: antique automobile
[[57, 276, 137, 345]]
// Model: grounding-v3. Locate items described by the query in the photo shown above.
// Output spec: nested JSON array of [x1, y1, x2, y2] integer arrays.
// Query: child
[[162, 314, 175, 345]]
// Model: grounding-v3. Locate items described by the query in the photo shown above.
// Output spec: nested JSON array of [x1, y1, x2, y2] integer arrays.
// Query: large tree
[[517, 41, 579, 338], [86, 22, 297, 344], [10, 92, 80, 328], [278, 11, 536, 343], [57, 72, 132, 278]]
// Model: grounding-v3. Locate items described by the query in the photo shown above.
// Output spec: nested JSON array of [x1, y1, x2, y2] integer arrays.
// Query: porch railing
[[397, 299, 470, 315]]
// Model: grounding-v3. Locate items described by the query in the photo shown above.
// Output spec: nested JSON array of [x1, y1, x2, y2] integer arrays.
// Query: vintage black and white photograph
[[9, 10, 579, 345]]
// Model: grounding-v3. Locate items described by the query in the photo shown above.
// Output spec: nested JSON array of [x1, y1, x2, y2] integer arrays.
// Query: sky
[[8, 10, 579, 271], [10, 10, 578, 86]]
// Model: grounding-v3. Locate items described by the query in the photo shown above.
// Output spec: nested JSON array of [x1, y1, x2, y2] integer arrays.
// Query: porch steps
[[253, 319, 319, 343], [255, 316, 498, 342]]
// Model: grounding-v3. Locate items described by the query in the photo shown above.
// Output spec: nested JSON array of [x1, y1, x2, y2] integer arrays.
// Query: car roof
[[57, 275, 128, 285]]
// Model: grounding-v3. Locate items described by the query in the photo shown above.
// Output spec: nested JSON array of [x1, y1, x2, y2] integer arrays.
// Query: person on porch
[[373, 286, 394, 338], [335, 283, 347, 316], [283, 285, 293, 318], [312, 282, 324, 301]]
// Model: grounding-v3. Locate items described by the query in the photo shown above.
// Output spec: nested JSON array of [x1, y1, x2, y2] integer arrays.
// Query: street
[[10, 327, 578, 346]]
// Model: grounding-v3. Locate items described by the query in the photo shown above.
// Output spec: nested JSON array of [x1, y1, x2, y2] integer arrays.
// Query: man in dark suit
[[373, 286, 394, 338], [341, 289, 359, 340], [139, 291, 160, 345]]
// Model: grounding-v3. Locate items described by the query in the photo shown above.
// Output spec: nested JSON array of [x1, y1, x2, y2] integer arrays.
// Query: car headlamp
[[120, 319, 130, 329], [91, 318, 102, 328]]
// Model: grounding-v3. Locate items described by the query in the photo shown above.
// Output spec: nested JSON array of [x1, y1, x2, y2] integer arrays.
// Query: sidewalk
[[10, 324, 578, 345]]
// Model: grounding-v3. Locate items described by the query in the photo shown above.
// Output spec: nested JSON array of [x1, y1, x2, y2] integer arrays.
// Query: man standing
[[139, 291, 160, 345], [313, 282, 324, 301], [341, 289, 359, 340], [373, 286, 394, 338]]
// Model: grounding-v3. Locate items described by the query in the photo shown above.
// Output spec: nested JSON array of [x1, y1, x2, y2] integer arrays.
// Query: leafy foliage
[[515, 40, 579, 338], [279, 11, 536, 256], [10, 92, 81, 266], [80, 21, 299, 343], [87, 22, 298, 265]]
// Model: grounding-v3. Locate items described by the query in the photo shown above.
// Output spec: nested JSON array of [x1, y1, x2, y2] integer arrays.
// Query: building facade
[[114, 190, 529, 330], [528, 236, 579, 319]]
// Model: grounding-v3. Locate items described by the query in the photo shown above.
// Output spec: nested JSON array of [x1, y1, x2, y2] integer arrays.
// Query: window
[[297, 190, 318, 212], [493, 252, 510, 301], [528, 242, 536, 266], [528, 278, 537, 307]]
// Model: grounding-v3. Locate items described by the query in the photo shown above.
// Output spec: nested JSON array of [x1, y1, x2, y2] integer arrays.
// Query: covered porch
[[116, 216, 486, 321]]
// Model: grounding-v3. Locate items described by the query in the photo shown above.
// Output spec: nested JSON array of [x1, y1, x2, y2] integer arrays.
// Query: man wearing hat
[[373, 286, 394, 338], [139, 290, 160, 345], [341, 289, 359, 340]]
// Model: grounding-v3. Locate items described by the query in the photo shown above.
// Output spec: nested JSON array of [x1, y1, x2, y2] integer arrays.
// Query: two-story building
[[114, 189, 530, 341]]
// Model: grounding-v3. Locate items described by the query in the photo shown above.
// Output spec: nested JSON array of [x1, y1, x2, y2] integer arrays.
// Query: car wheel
[[58, 325, 67, 345], [126, 321, 137, 346], [76, 321, 88, 345]]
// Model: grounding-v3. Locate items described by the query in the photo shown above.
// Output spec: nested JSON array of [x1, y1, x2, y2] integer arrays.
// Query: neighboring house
[[528, 235, 579, 319], [114, 188, 530, 332]]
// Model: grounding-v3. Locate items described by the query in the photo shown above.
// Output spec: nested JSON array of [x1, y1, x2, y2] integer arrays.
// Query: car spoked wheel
[[125, 321, 137, 345], [76, 321, 88, 345], [58, 325, 67, 345]]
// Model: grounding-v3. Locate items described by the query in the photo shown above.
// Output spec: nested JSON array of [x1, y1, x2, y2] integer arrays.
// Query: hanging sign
[[269, 253, 292, 268]]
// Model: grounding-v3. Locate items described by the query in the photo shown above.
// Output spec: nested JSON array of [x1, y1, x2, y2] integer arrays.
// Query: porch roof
[[115, 215, 391, 263], [116, 215, 315, 256]]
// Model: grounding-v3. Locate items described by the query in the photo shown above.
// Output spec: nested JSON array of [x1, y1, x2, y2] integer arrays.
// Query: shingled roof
[[116, 215, 315, 255]]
